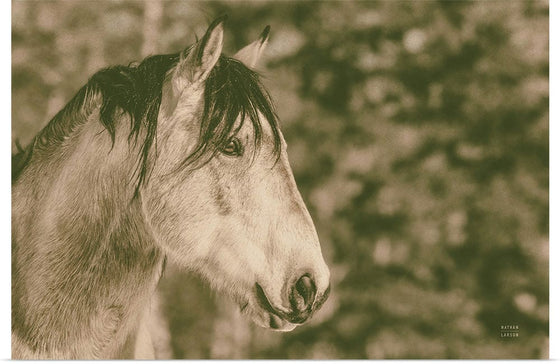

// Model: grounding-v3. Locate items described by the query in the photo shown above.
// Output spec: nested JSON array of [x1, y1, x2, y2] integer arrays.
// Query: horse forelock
[[177, 55, 283, 170]]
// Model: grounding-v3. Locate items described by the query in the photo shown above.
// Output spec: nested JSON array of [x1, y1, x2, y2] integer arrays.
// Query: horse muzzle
[[255, 274, 331, 326]]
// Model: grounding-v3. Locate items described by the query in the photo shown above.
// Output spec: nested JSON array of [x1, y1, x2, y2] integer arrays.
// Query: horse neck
[[12, 107, 163, 358]]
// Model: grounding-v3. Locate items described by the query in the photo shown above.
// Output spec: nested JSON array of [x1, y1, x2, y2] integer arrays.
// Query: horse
[[11, 16, 331, 359]]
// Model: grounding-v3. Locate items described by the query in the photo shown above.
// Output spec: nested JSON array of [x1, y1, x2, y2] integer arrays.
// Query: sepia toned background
[[12, 0, 549, 359]]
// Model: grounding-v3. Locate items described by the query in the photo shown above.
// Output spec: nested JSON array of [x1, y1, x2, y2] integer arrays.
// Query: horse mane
[[12, 50, 281, 197]]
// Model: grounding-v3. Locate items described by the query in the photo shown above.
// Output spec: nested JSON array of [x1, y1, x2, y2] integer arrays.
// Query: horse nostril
[[291, 275, 317, 314]]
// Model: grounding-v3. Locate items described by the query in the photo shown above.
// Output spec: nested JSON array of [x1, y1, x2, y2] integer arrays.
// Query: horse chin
[[241, 303, 297, 332], [255, 312, 297, 332]]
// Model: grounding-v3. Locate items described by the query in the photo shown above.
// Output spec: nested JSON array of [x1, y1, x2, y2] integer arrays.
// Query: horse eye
[[220, 137, 244, 157]]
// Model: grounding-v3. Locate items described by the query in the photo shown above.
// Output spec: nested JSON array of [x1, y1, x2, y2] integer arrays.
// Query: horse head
[[140, 18, 330, 331]]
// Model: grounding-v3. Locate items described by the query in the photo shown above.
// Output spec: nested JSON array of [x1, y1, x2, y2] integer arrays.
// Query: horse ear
[[233, 25, 270, 68], [173, 16, 226, 91]]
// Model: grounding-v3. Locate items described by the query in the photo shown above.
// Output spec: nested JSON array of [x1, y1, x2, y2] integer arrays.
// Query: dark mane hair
[[186, 56, 281, 169], [12, 50, 281, 197]]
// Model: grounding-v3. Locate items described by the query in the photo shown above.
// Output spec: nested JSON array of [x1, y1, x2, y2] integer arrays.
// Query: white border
[[4, 1, 554, 362]]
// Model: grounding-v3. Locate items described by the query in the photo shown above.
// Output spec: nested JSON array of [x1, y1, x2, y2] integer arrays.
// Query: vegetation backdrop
[[12, 0, 549, 359]]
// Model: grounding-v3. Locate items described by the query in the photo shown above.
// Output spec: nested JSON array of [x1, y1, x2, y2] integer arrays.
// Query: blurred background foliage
[[12, 0, 548, 359]]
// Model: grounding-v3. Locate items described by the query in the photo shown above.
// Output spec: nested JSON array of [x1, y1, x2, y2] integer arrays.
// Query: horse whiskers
[[240, 301, 249, 313]]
